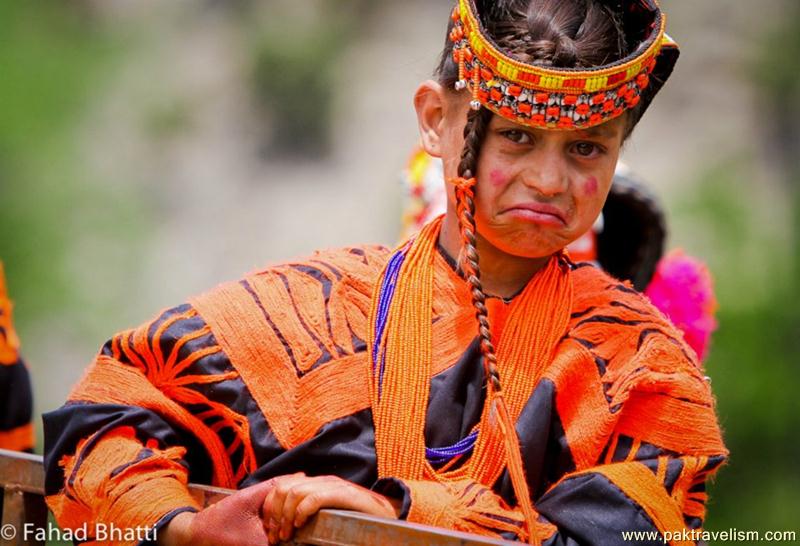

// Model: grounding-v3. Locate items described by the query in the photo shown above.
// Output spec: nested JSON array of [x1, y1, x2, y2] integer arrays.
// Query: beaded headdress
[[449, 0, 679, 129]]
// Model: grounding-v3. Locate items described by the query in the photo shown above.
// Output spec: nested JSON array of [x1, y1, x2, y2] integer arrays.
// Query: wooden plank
[[1, 488, 46, 546], [0, 450, 47, 546], [0, 450, 519, 545], [294, 509, 518, 546], [1, 487, 25, 546], [0, 450, 44, 496]]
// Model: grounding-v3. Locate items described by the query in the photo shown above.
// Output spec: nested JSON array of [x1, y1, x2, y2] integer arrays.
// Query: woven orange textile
[[545, 268, 727, 469], [543, 344, 613, 468], [46, 426, 200, 546], [616, 391, 725, 455], [190, 246, 388, 450]]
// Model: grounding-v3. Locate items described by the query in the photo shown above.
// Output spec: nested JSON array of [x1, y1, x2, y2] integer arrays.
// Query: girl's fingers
[[293, 482, 372, 528], [293, 489, 337, 529], [259, 474, 399, 541], [278, 477, 339, 540], [262, 488, 277, 543], [262, 473, 306, 544]]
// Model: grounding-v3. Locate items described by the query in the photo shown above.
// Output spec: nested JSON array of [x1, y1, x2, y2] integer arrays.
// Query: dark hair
[[437, 0, 629, 87], [439, 0, 635, 406]]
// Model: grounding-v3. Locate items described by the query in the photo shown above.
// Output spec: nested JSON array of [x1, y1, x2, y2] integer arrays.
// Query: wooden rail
[[0, 449, 518, 546]]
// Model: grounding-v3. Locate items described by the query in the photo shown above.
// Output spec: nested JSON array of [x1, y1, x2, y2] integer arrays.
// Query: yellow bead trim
[[457, 0, 667, 93]]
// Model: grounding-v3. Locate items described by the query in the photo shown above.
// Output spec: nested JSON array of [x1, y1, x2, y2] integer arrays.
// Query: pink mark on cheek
[[489, 169, 508, 188], [583, 176, 599, 197]]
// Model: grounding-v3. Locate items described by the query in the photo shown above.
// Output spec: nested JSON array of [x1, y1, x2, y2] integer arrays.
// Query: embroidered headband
[[449, 0, 679, 130]]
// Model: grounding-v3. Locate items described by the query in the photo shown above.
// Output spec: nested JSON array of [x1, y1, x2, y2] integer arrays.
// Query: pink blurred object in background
[[645, 250, 718, 362]]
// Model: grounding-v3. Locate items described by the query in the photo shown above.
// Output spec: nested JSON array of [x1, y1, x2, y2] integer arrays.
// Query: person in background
[[0, 261, 34, 453]]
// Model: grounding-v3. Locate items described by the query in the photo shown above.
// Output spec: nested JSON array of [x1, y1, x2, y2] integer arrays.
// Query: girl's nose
[[520, 152, 569, 197]]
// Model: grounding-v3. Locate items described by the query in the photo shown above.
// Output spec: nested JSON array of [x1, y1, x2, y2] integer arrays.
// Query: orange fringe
[[669, 456, 707, 515], [107, 305, 258, 485], [47, 426, 200, 546], [406, 478, 526, 539], [71, 356, 240, 488]]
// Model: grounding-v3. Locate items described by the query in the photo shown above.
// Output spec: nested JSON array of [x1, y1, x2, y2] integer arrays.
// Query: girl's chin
[[487, 241, 564, 260], [482, 228, 570, 259]]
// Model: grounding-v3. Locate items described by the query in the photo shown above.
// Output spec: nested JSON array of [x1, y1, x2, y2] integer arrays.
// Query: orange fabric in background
[[0, 261, 21, 365], [0, 423, 33, 452]]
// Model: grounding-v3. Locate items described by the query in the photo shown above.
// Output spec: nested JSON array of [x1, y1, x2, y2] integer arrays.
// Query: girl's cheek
[[489, 169, 509, 188], [583, 176, 598, 197]]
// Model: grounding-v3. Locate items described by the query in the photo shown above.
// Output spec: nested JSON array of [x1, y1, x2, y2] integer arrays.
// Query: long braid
[[453, 108, 500, 389], [451, 107, 542, 545]]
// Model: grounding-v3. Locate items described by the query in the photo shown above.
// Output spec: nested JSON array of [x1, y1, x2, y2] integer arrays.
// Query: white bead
[[455, 80, 467, 91], [470, 100, 482, 110]]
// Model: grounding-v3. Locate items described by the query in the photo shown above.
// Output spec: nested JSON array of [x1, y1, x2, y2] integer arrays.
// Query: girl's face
[[435, 92, 624, 259]]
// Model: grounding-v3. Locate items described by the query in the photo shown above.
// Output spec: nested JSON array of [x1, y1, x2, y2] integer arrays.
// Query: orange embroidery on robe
[[46, 425, 200, 545], [70, 306, 252, 488], [547, 266, 727, 469], [191, 245, 390, 450]]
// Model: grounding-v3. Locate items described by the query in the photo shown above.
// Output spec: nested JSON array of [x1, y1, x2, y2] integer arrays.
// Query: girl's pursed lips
[[500, 202, 567, 225]]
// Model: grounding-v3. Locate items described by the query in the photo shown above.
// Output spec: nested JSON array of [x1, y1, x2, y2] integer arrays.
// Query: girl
[[44, 1, 727, 545]]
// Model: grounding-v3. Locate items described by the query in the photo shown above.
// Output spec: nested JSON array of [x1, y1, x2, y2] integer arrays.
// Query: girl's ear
[[414, 80, 447, 158]]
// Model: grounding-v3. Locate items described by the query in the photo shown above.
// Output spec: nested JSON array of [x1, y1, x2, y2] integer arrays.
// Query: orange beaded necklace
[[369, 214, 573, 544]]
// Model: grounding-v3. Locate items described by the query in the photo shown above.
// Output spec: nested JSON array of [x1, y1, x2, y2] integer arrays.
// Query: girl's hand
[[262, 472, 401, 544], [158, 479, 276, 546]]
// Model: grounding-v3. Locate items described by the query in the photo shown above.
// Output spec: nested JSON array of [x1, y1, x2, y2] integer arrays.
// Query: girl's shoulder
[[565, 262, 703, 372], [189, 245, 390, 352], [569, 262, 677, 331], [249, 244, 392, 285]]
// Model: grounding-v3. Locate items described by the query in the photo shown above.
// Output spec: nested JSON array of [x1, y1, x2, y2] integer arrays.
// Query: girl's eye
[[501, 130, 532, 144], [572, 141, 603, 158]]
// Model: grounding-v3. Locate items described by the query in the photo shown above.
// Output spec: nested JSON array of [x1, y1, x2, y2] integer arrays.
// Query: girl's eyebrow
[[575, 124, 620, 139], [495, 119, 619, 139]]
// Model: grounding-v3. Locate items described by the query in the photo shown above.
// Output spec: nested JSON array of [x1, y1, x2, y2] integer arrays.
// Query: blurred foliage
[[142, 96, 195, 141], [0, 2, 148, 337], [682, 2, 800, 534], [676, 165, 800, 533], [246, 0, 377, 158], [0, 1, 99, 317], [251, 25, 345, 157], [753, 1, 800, 180]]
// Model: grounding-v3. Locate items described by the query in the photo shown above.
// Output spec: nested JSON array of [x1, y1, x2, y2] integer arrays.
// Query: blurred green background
[[1, 0, 797, 542]]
